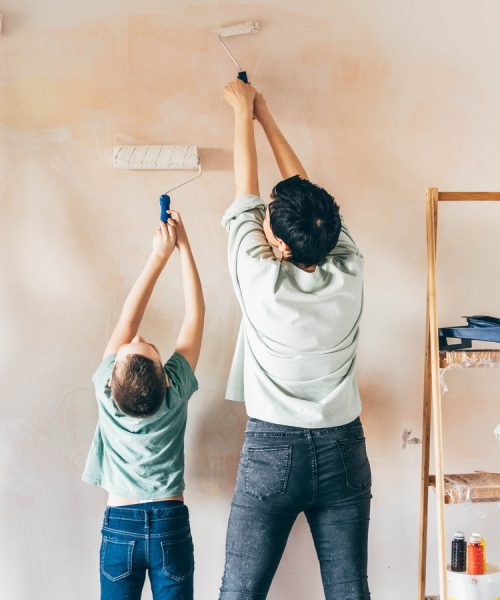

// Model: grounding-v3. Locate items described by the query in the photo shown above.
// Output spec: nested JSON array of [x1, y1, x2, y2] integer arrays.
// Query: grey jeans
[[219, 417, 372, 600]]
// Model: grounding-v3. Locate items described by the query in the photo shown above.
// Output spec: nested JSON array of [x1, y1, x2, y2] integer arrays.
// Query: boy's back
[[83, 351, 198, 500]]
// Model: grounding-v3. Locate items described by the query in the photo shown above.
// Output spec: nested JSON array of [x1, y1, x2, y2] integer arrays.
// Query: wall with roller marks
[[1, 1, 500, 598]]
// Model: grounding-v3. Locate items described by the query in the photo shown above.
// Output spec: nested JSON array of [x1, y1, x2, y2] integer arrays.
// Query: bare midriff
[[107, 494, 184, 506]]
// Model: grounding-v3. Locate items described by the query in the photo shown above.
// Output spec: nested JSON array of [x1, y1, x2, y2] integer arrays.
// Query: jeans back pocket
[[161, 532, 194, 582], [336, 437, 372, 491], [100, 537, 135, 582], [244, 445, 292, 500]]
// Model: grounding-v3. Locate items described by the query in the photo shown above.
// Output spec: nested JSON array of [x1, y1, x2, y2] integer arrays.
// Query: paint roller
[[113, 144, 201, 222], [216, 21, 260, 83]]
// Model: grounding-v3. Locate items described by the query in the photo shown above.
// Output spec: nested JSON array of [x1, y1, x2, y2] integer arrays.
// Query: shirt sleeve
[[329, 215, 363, 259], [222, 194, 274, 262], [221, 194, 266, 231], [222, 194, 278, 310], [164, 352, 199, 403], [92, 354, 116, 404]]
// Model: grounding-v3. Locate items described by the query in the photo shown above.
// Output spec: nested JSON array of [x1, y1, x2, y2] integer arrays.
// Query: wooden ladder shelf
[[418, 189, 500, 600]]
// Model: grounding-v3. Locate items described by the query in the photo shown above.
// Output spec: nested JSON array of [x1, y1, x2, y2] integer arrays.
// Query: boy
[[83, 210, 204, 600], [219, 80, 372, 600]]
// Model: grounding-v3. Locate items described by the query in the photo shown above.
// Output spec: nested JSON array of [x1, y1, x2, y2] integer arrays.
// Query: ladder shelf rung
[[438, 191, 500, 201], [439, 349, 500, 369], [428, 472, 500, 503]]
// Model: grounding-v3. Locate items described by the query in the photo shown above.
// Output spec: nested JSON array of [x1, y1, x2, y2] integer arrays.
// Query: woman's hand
[[253, 91, 269, 122], [224, 79, 256, 115]]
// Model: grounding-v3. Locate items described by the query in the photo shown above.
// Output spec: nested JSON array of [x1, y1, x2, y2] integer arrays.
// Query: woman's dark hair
[[269, 175, 341, 267], [111, 354, 166, 418]]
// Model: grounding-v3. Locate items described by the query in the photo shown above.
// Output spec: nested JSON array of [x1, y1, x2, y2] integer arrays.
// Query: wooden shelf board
[[439, 349, 500, 369], [429, 472, 500, 504], [438, 191, 500, 201]]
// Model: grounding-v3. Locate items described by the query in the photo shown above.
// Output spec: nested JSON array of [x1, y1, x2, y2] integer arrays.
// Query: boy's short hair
[[269, 175, 341, 267], [111, 354, 166, 418]]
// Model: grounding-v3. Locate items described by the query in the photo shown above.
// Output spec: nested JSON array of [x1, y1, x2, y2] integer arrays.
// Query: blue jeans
[[100, 500, 194, 600], [220, 417, 372, 600]]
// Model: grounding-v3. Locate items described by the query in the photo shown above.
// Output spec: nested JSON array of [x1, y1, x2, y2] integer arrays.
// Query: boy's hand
[[224, 79, 256, 115], [166, 210, 189, 249], [153, 221, 176, 261]]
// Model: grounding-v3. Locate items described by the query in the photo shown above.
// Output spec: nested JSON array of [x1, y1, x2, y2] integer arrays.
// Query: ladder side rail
[[426, 188, 448, 599]]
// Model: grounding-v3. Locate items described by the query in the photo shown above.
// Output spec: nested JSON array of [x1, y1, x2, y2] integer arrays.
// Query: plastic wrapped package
[[440, 350, 500, 393], [429, 473, 500, 504]]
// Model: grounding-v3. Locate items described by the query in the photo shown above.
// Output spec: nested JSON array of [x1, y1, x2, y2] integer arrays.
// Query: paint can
[[447, 564, 500, 600]]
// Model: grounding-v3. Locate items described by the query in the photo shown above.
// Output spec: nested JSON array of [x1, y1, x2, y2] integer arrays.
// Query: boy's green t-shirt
[[82, 351, 198, 500]]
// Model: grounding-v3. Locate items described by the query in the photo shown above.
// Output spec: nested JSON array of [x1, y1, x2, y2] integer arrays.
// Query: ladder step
[[429, 472, 500, 503], [440, 348, 500, 368]]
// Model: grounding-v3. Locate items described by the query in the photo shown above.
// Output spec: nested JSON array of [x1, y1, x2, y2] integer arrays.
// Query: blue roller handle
[[237, 71, 249, 84], [160, 194, 170, 223]]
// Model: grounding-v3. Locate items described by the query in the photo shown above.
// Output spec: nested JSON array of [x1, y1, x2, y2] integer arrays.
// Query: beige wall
[[1, 1, 499, 598]]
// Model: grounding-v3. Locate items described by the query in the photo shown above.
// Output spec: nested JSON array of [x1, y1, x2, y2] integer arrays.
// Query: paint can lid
[[454, 531, 465, 539], [470, 534, 481, 543]]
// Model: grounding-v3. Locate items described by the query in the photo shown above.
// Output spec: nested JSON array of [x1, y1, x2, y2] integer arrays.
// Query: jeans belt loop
[[104, 507, 110, 526]]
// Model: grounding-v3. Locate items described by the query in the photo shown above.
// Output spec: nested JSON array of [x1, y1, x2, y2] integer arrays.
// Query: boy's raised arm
[[254, 92, 308, 181], [168, 210, 205, 371], [102, 222, 176, 359], [224, 80, 260, 198]]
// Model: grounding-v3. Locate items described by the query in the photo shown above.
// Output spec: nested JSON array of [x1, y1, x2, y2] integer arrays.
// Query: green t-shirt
[[82, 351, 198, 500]]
